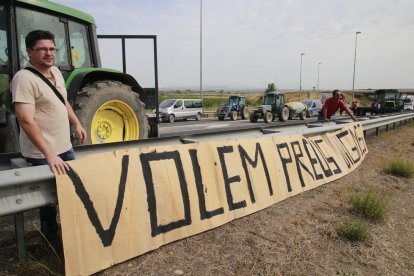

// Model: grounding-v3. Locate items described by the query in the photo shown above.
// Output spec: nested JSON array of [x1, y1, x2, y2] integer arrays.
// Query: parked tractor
[[216, 95, 249, 121], [249, 92, 307, 123], [354, 89, 406, 116], [0, 0, 158, 154]]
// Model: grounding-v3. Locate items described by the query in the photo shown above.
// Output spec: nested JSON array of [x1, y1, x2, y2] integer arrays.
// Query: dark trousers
[[317, 110, 332, 121], [25, 148, 75, 250]]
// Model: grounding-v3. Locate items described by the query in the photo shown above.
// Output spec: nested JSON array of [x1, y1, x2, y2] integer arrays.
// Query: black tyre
[[196, 113, 202, 121], [264, 111, 273, 123], [73, 80, 148, 145], [299, 110, 306, 120], [218, 115, 225, 121], [230, 110, 238, 121], [241, 107, 249, 120], [249, 112, 258, 123], [279, 106, 289, 122]]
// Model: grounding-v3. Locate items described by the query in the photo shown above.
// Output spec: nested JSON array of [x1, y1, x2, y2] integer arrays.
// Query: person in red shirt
[[350, 100, 358, 113], [318, 90, 357, 122]]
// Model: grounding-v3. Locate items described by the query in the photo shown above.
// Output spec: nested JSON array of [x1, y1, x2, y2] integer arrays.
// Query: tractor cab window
[[0, 5, 9, 72], [239, 97, 245, 105], [15, 7, 69, 69], [0, 4, 10, 110], [264, 95, 275, 105], [229, 96, 237, 105], [68, 21, 92, 68]]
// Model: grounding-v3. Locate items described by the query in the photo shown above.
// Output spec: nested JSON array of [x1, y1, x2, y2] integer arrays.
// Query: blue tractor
[[217, 95, 249, 121]]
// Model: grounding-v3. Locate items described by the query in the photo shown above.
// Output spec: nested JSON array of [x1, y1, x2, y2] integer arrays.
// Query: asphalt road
[[159, 116, 318, 135]]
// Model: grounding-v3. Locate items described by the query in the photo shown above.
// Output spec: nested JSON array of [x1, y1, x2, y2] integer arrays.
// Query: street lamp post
[[299, 52, 305, 100], [352, 31, 362, 102], [200, 0, 203, 108], [317, 62, 321, 92]]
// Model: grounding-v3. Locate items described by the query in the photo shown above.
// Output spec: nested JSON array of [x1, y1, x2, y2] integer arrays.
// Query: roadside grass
[[350, 188, 390, 221], [337, 218, 369, 242], [0, 220, 64, 276], [384, 158, 414, 178], [338, 186, 392, 242]]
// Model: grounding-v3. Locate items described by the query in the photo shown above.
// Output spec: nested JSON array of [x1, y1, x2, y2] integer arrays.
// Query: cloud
[[56, 0, 414, 89]]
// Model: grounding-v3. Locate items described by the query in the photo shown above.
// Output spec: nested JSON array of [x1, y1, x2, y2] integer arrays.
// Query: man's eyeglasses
[[31, 47, 58, 53]]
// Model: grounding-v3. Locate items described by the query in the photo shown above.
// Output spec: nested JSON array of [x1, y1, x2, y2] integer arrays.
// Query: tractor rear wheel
[[279, 106, 289, 122], [249, 112, 258, 122], [264, 111, 273, 123], [230, 110, 238, 121], [241, 107, 249, 119], [299, 110, 306, 120], [73, 80, 147, 145]]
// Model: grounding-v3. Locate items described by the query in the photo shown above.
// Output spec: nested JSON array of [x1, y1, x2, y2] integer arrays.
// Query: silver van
[[155, 99, 203, 123]]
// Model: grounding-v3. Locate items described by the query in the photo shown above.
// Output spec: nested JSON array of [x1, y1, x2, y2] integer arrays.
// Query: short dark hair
[[25, 30, 55, 49], [332, 89, 340, 96]]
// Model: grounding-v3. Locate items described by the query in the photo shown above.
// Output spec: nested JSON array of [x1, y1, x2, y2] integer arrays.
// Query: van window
[[174, 100, 182, 108], [184, 100, 202, 108], [159, 99, 176, 108]]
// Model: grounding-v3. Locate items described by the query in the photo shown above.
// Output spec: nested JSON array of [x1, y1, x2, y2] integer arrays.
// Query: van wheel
[[168, 114, 175, 123], [196, 113, 202, 121]]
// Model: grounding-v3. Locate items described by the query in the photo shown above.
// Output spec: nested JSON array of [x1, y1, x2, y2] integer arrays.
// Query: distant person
[[339, 95, 347, 115], [351, 100, 358, 113], [371, 99, 380, 115], [318, 90, 357, 122]]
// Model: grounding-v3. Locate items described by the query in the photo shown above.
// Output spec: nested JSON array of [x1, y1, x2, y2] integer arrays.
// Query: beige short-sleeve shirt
[[11, 65, 72, 158]]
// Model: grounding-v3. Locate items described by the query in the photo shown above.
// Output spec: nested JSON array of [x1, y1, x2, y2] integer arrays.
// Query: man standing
[[11, 30, 87, 252], [318, 90, 358, 122]]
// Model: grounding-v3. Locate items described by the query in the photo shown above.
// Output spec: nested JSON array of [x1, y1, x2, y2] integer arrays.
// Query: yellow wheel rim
[[91, 100, 139, 144]]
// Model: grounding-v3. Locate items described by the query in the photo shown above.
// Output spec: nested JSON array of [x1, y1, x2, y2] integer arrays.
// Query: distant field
[[158, 90, 374, 111]]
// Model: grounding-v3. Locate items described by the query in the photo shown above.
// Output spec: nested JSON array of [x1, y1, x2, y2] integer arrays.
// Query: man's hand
[[75, 124, 87, 144], [46, 154, 69, 175]]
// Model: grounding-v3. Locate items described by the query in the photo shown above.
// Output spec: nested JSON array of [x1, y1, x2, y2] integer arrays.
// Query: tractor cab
[[264, 92, 284, 112], [228, 95, 245, 107]]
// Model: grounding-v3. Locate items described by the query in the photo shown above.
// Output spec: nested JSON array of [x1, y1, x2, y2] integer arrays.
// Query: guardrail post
[[393, 122, 396, 130], [375, 127, 379, 136], [14, 212, 26, 259], [385, 124, 389, 132]]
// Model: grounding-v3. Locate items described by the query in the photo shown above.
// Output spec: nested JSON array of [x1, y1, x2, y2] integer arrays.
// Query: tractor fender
[[65, 69, 146, 104]]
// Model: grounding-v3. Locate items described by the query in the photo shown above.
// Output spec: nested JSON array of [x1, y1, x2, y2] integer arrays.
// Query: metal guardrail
[[1, 112, 413, 217], [0, 111, 413, 258]]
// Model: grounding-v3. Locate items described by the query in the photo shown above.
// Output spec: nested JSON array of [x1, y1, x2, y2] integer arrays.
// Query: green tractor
[[0, 0, 158, 153], [354, 89, 405, 116], [216, 95, 249, 121], [249, 92, 307, 123]]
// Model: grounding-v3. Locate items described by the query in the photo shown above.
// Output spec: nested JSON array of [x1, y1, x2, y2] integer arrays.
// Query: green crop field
[[157, 90, 374, 112]]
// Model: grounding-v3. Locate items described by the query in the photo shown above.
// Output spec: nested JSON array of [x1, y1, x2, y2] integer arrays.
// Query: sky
[[55, 0, 414, 91]]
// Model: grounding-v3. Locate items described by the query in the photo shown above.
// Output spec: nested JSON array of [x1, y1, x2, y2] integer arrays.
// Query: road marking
[[207, 124, 230, 128]]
